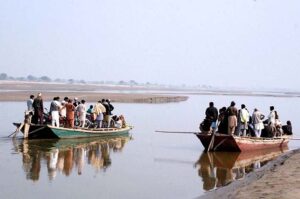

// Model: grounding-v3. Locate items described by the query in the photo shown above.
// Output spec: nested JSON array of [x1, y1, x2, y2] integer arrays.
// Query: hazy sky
[[0, 0, 299, 89]]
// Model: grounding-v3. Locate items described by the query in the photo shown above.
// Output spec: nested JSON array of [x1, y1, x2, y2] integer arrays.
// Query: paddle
[[206, 119, 220, 152], [207, 131, 215, 152], [8, 123, 24, 138], [28, 126, 46, 135]]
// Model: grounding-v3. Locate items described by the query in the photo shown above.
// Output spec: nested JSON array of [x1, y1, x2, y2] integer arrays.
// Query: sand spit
[[0, 91, 188, 103], [199, 149, 300, 199], [0, 81, 188, 103]]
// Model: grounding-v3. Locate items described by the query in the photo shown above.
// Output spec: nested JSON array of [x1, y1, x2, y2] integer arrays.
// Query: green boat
[[13, 123, 132, 139]]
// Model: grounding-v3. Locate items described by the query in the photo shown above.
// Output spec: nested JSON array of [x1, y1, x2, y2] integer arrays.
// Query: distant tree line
[[0, 73, 154, 87]]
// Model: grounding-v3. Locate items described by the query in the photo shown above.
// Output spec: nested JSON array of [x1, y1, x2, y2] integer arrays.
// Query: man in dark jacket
[[32, 93, 44, 124], [205, 102, 218, 133], [106, 99, 114, 127]]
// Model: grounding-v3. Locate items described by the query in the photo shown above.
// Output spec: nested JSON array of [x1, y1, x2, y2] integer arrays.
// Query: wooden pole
[[8, 122, 24, 137], [207, 132, 215, 152], [155, 130, 200, 134], [27, 126, 46, 136]]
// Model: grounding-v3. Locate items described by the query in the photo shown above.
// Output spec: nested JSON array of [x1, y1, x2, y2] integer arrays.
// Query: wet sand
[[200, 149, 300, 199], [0, 81, 188, 103]]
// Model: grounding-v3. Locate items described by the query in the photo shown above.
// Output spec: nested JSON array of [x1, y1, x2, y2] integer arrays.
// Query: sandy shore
[[199, 149, 300, 199], [0, 81, 188, 103]]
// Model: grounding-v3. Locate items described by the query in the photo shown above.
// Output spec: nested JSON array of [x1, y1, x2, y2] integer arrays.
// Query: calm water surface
[[0, 95, 299, 199]]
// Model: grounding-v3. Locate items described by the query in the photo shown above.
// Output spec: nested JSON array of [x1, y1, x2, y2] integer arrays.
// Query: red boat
[[196, 133, 291, 152]]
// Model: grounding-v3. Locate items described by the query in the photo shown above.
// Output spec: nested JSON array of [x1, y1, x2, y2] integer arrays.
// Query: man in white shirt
[[50, 97, 62, 127], [239, 104, 250, 136], [27, 95, 34, 111]]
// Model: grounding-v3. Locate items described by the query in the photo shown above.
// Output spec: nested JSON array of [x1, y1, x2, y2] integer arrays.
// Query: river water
[[0, 95, 299, 199]]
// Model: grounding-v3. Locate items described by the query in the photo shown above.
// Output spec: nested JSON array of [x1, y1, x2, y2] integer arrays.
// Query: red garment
[[65, 103, 75, 120], [66, 119, 74, 128]]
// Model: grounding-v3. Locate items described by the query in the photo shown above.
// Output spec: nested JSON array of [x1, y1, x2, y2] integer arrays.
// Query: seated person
[[282, 120, 293, 135], [111, 115, 124, 128], [119, 115, 127, 128], [199, 117, 212, 133]]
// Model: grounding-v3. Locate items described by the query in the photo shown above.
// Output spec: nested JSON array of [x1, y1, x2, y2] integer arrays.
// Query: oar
[[28, 126, 46, 135], [155, 130, 200, 134], [8, 122, 24, 137], [8, 129, 19, 138], [207, 131, 215, 152]]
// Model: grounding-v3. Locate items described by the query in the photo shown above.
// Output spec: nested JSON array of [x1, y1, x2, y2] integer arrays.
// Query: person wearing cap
[[32, 93, 44, 124], [226, 101, 238, 135], [73, 97, 79, 107]]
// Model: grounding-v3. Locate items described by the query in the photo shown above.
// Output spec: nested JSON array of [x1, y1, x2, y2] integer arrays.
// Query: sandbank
[[0, 81, 188, 103]]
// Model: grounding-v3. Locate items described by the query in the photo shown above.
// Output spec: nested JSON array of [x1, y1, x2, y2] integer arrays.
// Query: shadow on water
[[194, 147, 288, 191], [10, 135, 132, 181]]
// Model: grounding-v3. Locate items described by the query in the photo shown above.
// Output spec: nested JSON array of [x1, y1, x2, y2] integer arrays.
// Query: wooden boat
[[196, 133, 291, 152], [13, 123, 132, 139]]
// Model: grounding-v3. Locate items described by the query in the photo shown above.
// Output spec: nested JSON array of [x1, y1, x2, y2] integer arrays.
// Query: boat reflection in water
[[195, 147, 288, 191], [12, 136, 131, 181]]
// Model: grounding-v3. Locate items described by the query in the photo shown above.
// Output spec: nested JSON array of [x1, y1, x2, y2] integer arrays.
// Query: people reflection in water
[[16, 137, 129, 181], [195, 152, 280, 191]]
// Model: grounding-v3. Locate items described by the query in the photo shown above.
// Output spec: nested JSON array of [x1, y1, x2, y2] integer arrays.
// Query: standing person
[[239, 104, 250, 136], [267, 106, 277, 135], [268, 106, 276, 126], [93, 101, 106, 128], [226, 101, 238, 135], [32, 93, 44, 124], [60, 97, 68, 117], [73, 97, 79, 107], [101, 99, 109, 127], [50, 97, 62, 127], [65, 99, 75, 128], [252, 108, 265, 137], [60, 101, 67, 127], [217, 107, 227, 134], [106, 99, 114, 128], [76, 100, 87, 128], [205, 102, 218, 133], [27, 95, 35, 111]]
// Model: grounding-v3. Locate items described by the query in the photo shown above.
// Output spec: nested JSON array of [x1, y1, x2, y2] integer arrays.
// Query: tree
[[118, 80, 126, 85], [68, 79, 74, 84], [27, 75, 37, 81], [129, 80, 138, 86], [0, 73, 8, 80], [39, 76, 51, 82]]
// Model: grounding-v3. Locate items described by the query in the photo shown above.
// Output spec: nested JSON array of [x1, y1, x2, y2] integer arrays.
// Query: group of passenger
[[26, 93, 126, 129], [200, 101, 293, 137]]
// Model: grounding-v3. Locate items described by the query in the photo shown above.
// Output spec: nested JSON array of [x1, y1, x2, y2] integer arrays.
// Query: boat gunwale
[[47, 125, 132, 134]]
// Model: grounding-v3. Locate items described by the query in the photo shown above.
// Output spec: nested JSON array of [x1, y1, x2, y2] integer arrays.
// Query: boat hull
[[13, 123, 131, 139], [196, 133, 290, 152]]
